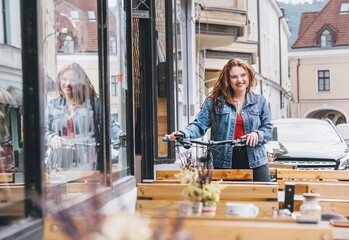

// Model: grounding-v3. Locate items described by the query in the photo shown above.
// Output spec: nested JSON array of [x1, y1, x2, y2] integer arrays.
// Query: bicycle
[[162, 134, 246, 170]]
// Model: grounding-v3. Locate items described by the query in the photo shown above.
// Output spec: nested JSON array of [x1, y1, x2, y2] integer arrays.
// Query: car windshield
[[272, 122, 342, 143], [337, 124, 349, 139]]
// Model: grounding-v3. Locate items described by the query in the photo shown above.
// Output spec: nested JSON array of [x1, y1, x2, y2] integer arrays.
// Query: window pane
[[325, 79, 330, 90], [318, 71, 324, 77], [156, 0, 168, 157], [325, 70, 329, 77], [107, 0, 128, 177], [326, 34, 332, 47], [70, 10, 79, 20], [340, 3, 349, 13], [0, 0, 25, 224], [42, 0, 101, 206], [318, 79, 324, 90], [88, 11, 96, 21], [321, 35, 326, 47]]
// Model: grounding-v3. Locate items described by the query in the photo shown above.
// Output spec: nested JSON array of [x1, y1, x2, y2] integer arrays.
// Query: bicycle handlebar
[[162, 136, 246, 147]]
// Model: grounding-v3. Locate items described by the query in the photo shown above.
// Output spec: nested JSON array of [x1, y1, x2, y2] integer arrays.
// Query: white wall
[[248, 0, 290, 119]]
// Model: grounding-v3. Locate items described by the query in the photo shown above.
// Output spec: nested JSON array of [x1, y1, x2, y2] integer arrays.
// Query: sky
[[277, 0, 314, 3]]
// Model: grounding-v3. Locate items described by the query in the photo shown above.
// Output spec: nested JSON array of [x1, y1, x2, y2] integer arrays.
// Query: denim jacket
[[181, 92, 273, 168], [44, 96, 122, 146]]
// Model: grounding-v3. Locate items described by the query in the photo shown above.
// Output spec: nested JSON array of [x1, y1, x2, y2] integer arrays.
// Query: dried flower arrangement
[[267, 152, 276, 162], [174, 152, 199, 184], [29, 185, 191, 240], [182, 169, 225, 207]]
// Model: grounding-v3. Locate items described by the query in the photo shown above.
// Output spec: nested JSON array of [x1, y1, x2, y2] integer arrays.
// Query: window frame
[[153, 0, 175, 163], [0, 0, 135, 238], [88, 10, 96, 21], [1, 0, 11, 44], [70, 10, 80, 21], [63, 35, 75, 53], [317, 26, 336, 48], [320, 30, 332, 48], [111, 74, 118, 96], [340, 3, 349, 14], [317, 69, 331, 92]]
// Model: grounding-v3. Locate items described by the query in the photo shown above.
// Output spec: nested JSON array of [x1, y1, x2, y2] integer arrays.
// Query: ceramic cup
[[225, 202, 259, 218], [178, 201, 193, 216]]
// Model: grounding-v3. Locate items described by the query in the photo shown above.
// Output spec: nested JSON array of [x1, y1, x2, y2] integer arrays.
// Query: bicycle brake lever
[[180, 139, 192, 149], [174, 133, 184, 142]]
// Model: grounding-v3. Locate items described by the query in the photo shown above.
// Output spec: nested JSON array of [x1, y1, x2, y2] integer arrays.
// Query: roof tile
[[292, 0, 349, 48]]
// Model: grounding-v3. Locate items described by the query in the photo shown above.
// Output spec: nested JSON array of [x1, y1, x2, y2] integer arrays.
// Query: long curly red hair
[[206, 58, 256, 124], [56, 63, 98, 111]]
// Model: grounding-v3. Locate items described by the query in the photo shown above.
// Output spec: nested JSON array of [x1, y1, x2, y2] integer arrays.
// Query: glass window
[[0, 0, 25, 225], [70, 10, 79, 21], [111, 75, 118, 96], [320, 30, 332, 48], [108, 0, 128, 178], [42, 0, 102, 207], [110, 36, 117, 55], [156, 0, 168, 158], [1, 0, 11, 44], [318, 70, 330, 91], [88, 10, 96, 21], [63, 35, 75, 53], [273, 122, 341, 143], [340, 3, 349, 14]]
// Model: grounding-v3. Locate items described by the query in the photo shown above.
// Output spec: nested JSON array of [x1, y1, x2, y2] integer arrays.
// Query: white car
[[266, 118, 349, 170]]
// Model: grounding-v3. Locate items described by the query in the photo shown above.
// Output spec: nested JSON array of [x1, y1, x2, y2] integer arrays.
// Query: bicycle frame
[[162, 136, 246, 170]]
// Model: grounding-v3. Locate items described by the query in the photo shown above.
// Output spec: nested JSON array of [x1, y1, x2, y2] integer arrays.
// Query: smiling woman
[[45, 63, 122, 171], [166, 58, 273, 182]]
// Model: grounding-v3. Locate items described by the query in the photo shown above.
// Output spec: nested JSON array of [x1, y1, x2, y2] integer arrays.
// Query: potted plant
[[182, 170, 225, 216]]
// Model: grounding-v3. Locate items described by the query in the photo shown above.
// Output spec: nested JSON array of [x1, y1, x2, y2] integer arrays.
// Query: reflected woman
[[44, 63, 122, 171]]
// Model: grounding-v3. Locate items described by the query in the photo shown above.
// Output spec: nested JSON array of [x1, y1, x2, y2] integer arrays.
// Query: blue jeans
[[214, 146, 270, 182]]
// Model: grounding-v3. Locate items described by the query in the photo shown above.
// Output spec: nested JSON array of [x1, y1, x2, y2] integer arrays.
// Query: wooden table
[[148, 214, 349, 240]]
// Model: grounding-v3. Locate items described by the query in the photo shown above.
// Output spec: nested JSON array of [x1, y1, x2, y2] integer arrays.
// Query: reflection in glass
[[0, 0, 25, 223], [42, 0, 103, 205], [108, 0, 127, 176], [45, 63, 99, 172]]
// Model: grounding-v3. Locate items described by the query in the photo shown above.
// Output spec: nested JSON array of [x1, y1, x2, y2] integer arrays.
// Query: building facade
[[289, 0, 349, 124], [249, 0, 291, 119], [0, 0, 291, 238]]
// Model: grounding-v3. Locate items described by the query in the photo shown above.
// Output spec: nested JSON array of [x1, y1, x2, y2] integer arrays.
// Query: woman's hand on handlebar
[[50, 135, 64, 150], [164, 131, 183, 142], [241, 132, 258, 147]]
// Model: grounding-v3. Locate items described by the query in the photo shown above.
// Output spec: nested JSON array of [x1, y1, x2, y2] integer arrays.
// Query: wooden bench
[[59, 171, 101, 182], [137, 183, 278, 217], [44, 210, 337, 240], [145, 179, 272, 185], [0, 173, 14, 183], [0, 183, 25, 217], [156, 169, 253, 181], [276, 170, 349, 190], [284, 182, 349, 218], [268, 163, 297, 180]]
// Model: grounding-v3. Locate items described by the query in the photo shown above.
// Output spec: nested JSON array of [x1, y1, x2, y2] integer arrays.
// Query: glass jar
[[300, 193, 322, 222]]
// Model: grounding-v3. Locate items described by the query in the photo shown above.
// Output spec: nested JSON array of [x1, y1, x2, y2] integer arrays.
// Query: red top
[[62, 118, 75, 140], [234, 113, 245, 140]]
